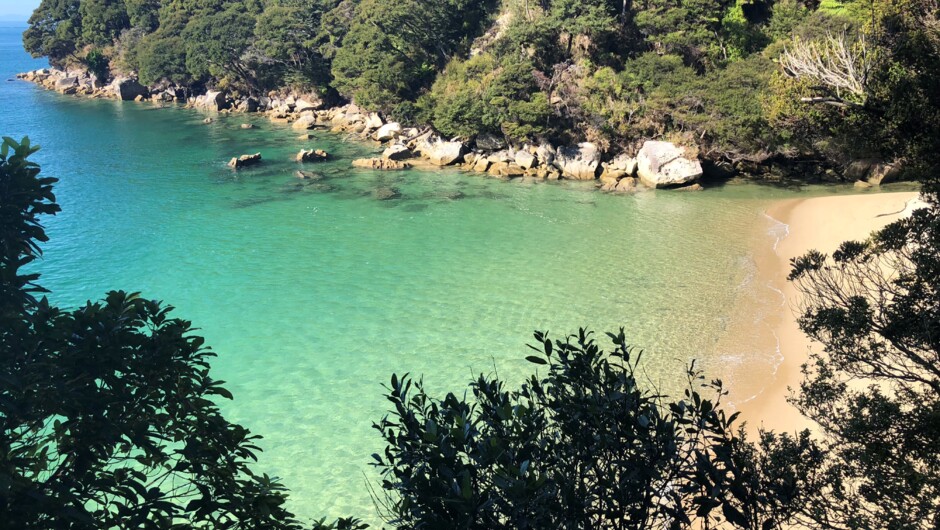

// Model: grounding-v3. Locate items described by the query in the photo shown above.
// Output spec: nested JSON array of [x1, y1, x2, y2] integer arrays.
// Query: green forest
[[21, 0, 940, 179]]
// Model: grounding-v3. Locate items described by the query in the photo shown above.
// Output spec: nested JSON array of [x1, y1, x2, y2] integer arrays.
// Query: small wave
[[762, 211, 790, 253]]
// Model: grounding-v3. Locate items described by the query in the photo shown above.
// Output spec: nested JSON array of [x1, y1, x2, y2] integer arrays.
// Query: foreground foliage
[[789, 188, 940, 529], [0, 137, 364, 529], [373, 329, 826, 529]]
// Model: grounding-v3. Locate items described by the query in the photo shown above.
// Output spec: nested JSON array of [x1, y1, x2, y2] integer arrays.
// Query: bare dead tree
[[780, 32, 874, 108]]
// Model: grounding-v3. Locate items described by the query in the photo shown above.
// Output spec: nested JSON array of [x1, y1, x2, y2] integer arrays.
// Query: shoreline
[[736, 190, 923, 434], [13, 68, 908, 192]]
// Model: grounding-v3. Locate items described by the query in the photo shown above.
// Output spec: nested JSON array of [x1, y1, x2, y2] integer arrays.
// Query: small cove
[[0, 24, 912, 523]]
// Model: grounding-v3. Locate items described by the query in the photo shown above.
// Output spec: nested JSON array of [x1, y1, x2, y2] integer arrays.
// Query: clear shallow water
[[0, 24, 867, 524]]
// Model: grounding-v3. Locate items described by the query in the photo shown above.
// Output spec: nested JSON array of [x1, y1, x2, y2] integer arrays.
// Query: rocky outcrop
[[294, 94, 323, 112], [54, 77, 78, 94], [111, 78, 149, 101], [601, 176, 638, 193], [352, 158, 412, 170], [845, 159, 901, 186], [515, 151, 537, 170], [382, 144, 413, 161], [296, 149, 329, 162], [554, 142, 601, 180], [200, 90, 228, 111], [228, 153, 262, 169], [416, 136, 466, 166], [374, 122, 402, 141], [636, 141, 703, 188], [601, 154, 637, 180]]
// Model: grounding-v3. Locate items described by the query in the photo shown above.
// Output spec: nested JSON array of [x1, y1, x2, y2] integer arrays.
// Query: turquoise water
[[0, 24, 868, 524]]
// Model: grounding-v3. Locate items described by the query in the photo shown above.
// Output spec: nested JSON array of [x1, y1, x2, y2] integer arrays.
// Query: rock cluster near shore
[[16, 68, 904, 191]]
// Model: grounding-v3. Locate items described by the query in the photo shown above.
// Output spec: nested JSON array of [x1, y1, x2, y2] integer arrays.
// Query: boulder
[[845, 158, 901, 186], [240, 123, 254, 129], [244, 97, 260, 112], [382, 144, 413, 161], [201, 90, 228, 111], [515, 151, 538, 170], [416, 137, 466, 166], [475, 133, 506, 151], [605, 153, 637, 176], [473, 157, 491, 173], [364, 112, 384, 130], [554, 142, 601, 180], [536, 144, 556, 168], [228, 153, 262, 169], [54, 77, 78, 93], [292, 114, 318, 130], [295, 94, 323, 112], [374, 122, 402, 142], [296, 149, 329, 162], [352, 158, 411, 170], [111, 78, 149, 101], [635, 141, 703, 188], [498, 163, 526, 178]]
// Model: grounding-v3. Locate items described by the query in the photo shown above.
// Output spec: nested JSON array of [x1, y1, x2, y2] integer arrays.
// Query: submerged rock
[[240, 123, 254, 129], [295, 170, 324, 180], [373, 187, 402, 200], [636, 141, 703, 188], [228, 153, 262, 169]]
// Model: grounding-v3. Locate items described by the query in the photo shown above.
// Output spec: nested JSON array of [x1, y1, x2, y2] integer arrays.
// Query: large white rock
[[554, 142, 601, 180], [201, 90, 228, 111], [364, 112, 384, 130], [515, 150, 537, 170], [110, 78, 149, 101], [636, 141, 703, 188], [374, 122, 402, 142], [416, 136, 466, 166], [295, 94, 323, 112], [292, 114, 317, 130]]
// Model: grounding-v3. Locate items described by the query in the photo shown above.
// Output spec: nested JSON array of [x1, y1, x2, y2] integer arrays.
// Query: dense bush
[[373, 329, 827, 529]]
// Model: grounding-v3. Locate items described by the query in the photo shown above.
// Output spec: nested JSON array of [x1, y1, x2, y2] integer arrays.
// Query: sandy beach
[[738, 190, 924, 434]]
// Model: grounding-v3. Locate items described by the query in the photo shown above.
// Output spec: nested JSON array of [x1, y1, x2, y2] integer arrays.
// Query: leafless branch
[[781, 32, 873, 107]]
